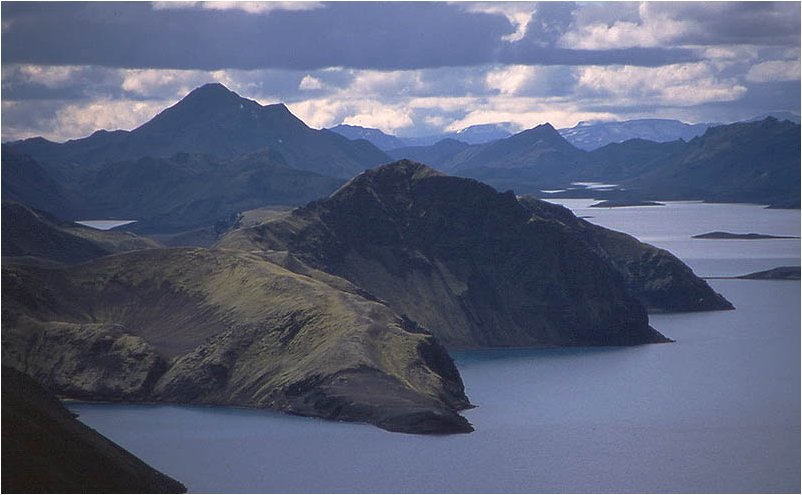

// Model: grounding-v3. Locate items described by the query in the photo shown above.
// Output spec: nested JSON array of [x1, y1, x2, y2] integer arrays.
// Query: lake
[[75, 220, 137, 230], [69, 201, 800, 493]]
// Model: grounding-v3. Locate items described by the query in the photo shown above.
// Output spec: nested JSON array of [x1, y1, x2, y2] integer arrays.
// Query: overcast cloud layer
[[2, 1, 800, 142]]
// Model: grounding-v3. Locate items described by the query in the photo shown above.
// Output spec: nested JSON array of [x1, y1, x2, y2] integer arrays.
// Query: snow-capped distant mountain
[[558, 119, 713, 151], [329, 123, 515, 149], [745, 111, 800, 124]]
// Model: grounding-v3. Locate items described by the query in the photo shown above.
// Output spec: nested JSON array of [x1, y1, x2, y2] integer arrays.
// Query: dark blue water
[[69, 202, 800, 493]]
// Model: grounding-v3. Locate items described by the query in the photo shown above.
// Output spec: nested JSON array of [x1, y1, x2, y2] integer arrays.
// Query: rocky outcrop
[[517, 197, 734, 312], [2, 366, 186, 493], [2, 248, 472, 434], [218, 160, 672, 348]]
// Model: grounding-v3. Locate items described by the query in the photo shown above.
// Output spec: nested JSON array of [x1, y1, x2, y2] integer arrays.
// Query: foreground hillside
[[2, 367, 186, 493], [219, 161, 731, 348], [2, 248, 472, 434]]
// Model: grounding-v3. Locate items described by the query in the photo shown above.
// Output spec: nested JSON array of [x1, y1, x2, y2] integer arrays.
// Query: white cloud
[[407, 96, 480, 112], [461, 2, 537, 42], [577, 63, 747, 106], [347, 70, 424, 96], [286, 98, 348, 129], [152, 1, 322, 14], [121, 69, 212, 97], [298, 75, 324, 91], [745, 60, 801, 83], [286, 97, 414, 134], [444, 96, 617, 131], [560, 3, 690, 50], [485, 65, 540, 95], [14, 65, 87, 88], [47, 99, 165, 141], [701, 45, 760, 70]]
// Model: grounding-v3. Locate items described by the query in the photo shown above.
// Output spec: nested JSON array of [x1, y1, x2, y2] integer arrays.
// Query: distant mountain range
[[558, 119, 714, 151], [330, 112, 800, 151], [387, 117, 801, 208], [10, 83, 389, 179], [5, 84, 368, 232], [4, 82, 798, 237], [329, 122, 515, 149]]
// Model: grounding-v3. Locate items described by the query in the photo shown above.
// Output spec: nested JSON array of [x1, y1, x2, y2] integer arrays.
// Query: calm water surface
[[70, 202, 800, 493], [75, 219, 137, 230]]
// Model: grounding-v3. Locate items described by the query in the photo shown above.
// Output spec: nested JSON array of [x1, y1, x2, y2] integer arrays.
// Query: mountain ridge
[[219, 160, 733, 349], [8, 83, 390, 179]]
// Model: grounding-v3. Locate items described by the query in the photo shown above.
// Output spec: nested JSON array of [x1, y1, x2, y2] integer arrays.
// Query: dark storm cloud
[[1, 2, 701, 70], [656, 2, 801, 47], [497, 46, 699, 67]]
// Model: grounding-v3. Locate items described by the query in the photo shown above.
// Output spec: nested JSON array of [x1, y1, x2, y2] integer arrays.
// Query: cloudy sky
[[2, 1, 800, 142]]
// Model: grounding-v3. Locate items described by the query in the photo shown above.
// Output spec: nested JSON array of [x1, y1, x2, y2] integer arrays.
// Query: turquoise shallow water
[[69, 202, 801, 493]]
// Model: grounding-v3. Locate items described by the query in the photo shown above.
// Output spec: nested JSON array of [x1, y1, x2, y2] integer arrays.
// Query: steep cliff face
[[2, 248, 472, 434], [218, 161, 671, 348], [2, 367, 186, 493], [516, 197, 734, 312]]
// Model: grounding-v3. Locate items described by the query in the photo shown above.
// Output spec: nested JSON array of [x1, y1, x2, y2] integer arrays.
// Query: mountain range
[[10, 83, 390, 180], [330, 122, 516, 149], [388, 118, 801, 208], [558, 119, 714, 151], [4, 82, 797, 238], [330, 112, 799, 151]]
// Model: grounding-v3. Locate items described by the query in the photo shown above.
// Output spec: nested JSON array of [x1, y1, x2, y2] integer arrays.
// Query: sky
[[2, 1, 800, 142]]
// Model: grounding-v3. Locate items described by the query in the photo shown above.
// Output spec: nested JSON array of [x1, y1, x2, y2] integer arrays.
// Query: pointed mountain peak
[[188, 82, 235, 97], [511, 122, 563, 141], [178, 82, 249, 107], [533, 122, 557, 133]]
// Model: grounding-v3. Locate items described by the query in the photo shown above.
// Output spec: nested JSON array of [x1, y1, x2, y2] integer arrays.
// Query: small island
[[693, 231, 800, 240], [589, 200, 665, 208], [738, 266, 801, 280], [706, 266, 800, 280]]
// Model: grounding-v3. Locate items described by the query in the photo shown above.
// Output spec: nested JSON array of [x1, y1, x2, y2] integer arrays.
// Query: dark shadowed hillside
[[516, 197, 733, 312], [80, 150, 344, 233], [1, 146, 87, 219], [624, 118, 801, 207], [2, 201, 159, 265], [2, 366, 186, 493], [387, 138, 477, 170], [218, 161, 722, 349]]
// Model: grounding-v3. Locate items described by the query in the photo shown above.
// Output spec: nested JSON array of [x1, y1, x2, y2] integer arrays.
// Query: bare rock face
[[2, 248, 472, 434], [218, 160, 672, 348]]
